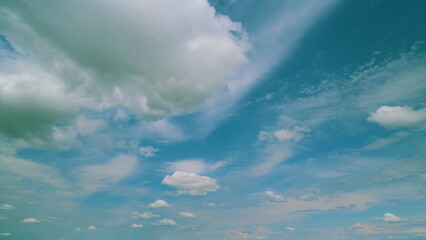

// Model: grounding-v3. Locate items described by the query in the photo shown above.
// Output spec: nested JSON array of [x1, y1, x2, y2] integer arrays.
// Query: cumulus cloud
[[376, 213, 407, 223], [133, 211, 160, 219], [179, 212, 196, 218], [88, 226, 97, 231], [263, 191, 286, 203], [75, 116, 106, 135], [161, 171, 220, 195], [166, 159, 226, 174], [285, 227, 296, 231], [0, 204, 14, 210], [148, 200, 172, 208], [153, 219, 177, 226], [131, 223, 143, 228], [0, 0, 249, 148], [367, 106, 426, 128], [139, 146, 159, 158], [74, 154, 138, 193], [22, 218, 40, 223]]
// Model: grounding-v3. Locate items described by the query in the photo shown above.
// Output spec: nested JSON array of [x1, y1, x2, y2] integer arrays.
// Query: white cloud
[[22, 218, 40, 223], [379, 213, 407, 223], [153, 219, 177, 226], [179, 212, 196, 218], [263, 191, 286, 203], [74, 228, 81, 232], [166, 159, 226, 174], [0, 0, 248, 131], [285, 227, 296, 231], [161, 171, 220, 195], [148, 200, 172, 208], [0, 204, 14, 210], [273, 126, 310, 141], [0, 233, 11, 236], [225, 229, 250, 239], [75, 116, 106, 135], [368, 106, 426, 128], [131, 223, 143, 228], [74, 154, 138, 193], [133, 211, 160, 219], [139, 146, 159, 158], [88, 226, 97, 231], [249, 145, 292, 177]]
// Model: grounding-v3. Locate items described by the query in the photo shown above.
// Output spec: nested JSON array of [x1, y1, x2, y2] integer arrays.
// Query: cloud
[[0, 233, 11, 236], [22, 218, 40, 223], [131, 223, 143, 228], [249, 145, 292, 177], [153, 219, 177, 226], [273, 126, 310, 141], [0, 0, 248, 149], [376, 213, 407, 223], [179, 212, 196, 218], [352, 223, 394, 235], [148, 200, 172, 208], [165, 159, 226, 174], [74, 154, 138, 193], [88, 226, 97, 231], [0, 204, 14, 210], [139, 146, 159, 158], [0, 155, 69, 189], [285, 227, 296, 231], [75, 116, 106, 135], [263, 191, 286, 203], [368, 106, 426, 128], [225, 229, 250, 239], [161, 171, 220, 195], [133, 211, 160, 219]]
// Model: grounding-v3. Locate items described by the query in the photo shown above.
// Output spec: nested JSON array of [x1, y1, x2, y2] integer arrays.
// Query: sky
[[1, 0, 426, 239]]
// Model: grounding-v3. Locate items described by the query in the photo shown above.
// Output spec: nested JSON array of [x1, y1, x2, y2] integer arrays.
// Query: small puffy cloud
[[133, 211, 160, 219], [378, 213, 407, 223], [88, 226, 97, 231], [180, 212, 196, 218], [74, 154, 138, 193], [162, 171, 220, 195], [0, 233, 11, 236], [74, 228, 81, 232], [367, 106, 426, 128], [148, 200, 172, 208], [139, 146, 159, 158], [153, 219, 177, 226], [166, 159, 226, 174], [131, 223, 143, 228], [22, 218, 40, 223], [0, 204, 14, 210], [273, 126, 310, 141], [263, 191, 286, 203], [285, 227, 296, 231]]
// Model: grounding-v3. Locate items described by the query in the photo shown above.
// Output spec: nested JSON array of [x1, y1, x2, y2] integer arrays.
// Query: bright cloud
[[88, 226, 97, 231], [0, 204, 14, 210], [139, 146, 159, 158], [22, 218, 40, 223], [0, 233, 11, 236], [263, 191, 286, 203], [379, 213, 407, 223], [74, 154, 138, 193], [285, 227, 296, 231], [131, 223, 143, 228], [368, 106, 426, 128], [161, 171, 220, 195], [153, 219, 177, 226], [148, 200, 172, 208], [179, 212, 196, 218]]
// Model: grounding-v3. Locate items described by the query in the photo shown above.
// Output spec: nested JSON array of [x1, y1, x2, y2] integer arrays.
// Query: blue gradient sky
[[1, 0, 426, 239]]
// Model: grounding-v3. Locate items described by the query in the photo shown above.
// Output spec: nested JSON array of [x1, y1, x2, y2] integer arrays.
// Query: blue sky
[[1, 0, 426, 239]]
